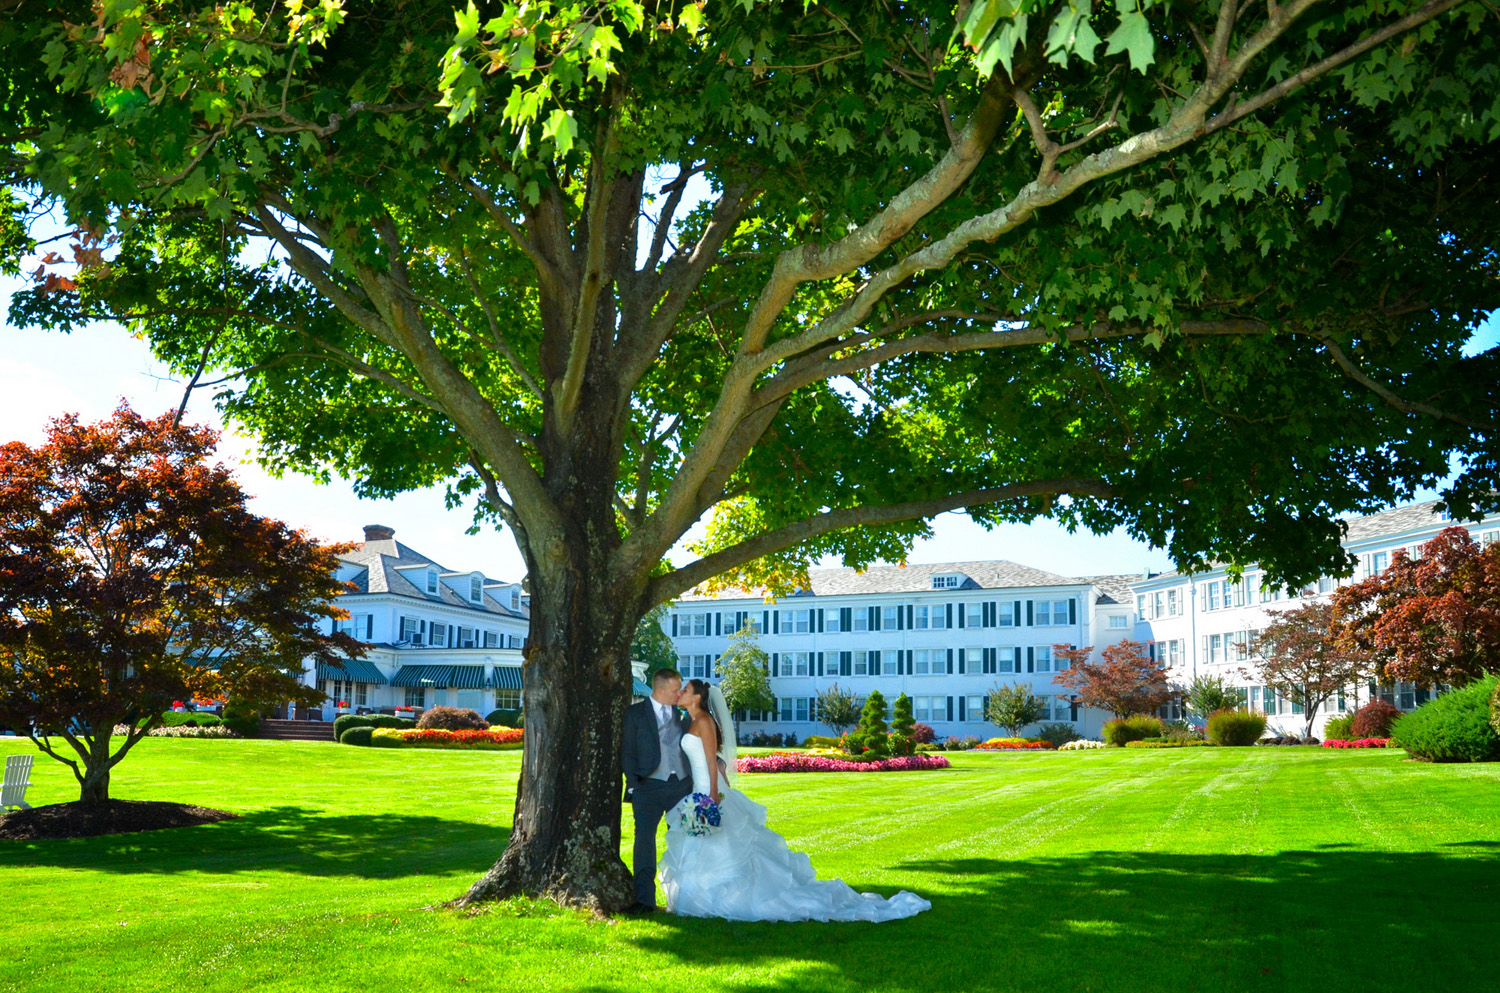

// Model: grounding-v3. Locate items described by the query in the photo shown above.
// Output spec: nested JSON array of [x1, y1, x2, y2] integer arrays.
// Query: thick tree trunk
[[79, 761, 110, 804], [453, 407, 646, 914]]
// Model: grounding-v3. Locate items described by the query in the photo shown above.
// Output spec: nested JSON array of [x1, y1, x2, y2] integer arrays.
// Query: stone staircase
[[255, 719, 337, 742]]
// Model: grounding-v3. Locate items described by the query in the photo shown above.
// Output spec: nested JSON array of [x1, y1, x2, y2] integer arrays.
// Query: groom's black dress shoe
[[621, 902, 659, 916]]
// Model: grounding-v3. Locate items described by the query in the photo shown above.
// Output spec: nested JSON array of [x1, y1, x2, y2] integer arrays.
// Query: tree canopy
[[4, 0, 1498, 910], [0, 406, 362, 803]]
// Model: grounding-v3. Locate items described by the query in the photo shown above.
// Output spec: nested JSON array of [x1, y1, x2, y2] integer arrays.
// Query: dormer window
[[510, 589, 520, 610], [470, 575, 484, 603], [931, 574, 961, 589], [426, 569, 439, 594]]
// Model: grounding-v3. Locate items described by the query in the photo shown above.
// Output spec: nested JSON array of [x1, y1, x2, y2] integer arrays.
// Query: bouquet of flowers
[[679, 792, 722, 837]]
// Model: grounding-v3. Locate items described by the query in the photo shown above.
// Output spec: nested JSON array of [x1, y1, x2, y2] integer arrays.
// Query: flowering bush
[[737, 753, 950, 773], [369, 727, 524, 750], [974, 737, 1054, 751], [1059, 739, 1106, 750], [1125, 738, 1212, 748], [113, 724, 243, 738], [1322, 737, 1392, 749], [1350, 700, 1403, 739]]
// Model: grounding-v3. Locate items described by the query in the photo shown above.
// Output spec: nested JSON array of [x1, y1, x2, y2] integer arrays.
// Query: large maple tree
[[0, 407, 363, 804], [3, 1, 1498, 908]]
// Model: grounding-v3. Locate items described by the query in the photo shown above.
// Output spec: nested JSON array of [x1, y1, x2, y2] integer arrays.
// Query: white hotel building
[[302, 525, 533, 720], [666, 562, 1140, 740], [1129, 499, 1500, 737]]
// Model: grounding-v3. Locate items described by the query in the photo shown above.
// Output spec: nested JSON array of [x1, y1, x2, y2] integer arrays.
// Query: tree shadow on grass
[[1, 805, 509, 881], [607, 848, 1500, 993]]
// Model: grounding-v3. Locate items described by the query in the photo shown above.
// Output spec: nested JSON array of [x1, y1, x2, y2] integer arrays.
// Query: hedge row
[[333, 714, 416, 740]]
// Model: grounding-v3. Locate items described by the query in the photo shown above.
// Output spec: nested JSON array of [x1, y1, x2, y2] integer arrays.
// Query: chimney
[[363, 524, 396, 542]]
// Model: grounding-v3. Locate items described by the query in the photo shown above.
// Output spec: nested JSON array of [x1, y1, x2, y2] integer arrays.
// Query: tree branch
[[1316, 335, 1500, 433], [647, 477, 1116, 604]]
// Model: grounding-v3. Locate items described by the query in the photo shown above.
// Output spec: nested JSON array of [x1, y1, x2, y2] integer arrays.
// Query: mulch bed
[[0, 800, 238, 840]]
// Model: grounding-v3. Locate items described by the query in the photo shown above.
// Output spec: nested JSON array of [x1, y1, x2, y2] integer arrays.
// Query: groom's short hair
[[652, 668, 682, 687]]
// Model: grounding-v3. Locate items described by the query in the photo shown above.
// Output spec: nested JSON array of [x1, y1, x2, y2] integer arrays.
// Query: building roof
[[336, 528, 528, 621], [681, 559, 1090, 602], [1073, 574, 1138, 606], [1341, 500, 1451, 542]]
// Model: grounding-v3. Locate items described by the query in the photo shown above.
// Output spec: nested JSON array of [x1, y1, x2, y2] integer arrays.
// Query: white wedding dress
[[659, 732, 931, 922]]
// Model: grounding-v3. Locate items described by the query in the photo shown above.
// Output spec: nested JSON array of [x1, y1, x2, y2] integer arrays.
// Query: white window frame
[[1034, 646, 1053, 673]]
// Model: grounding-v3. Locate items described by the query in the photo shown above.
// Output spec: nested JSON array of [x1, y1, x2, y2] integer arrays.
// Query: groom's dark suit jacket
[[621, 697, 690, 798]]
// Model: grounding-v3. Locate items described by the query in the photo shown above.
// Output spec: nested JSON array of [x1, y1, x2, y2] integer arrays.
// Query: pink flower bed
[[1321, 737, 1391, 749], [737, 753, 951, 773]]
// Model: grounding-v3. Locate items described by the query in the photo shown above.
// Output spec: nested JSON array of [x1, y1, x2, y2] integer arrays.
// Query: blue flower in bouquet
[[680, 792, 722, 837]]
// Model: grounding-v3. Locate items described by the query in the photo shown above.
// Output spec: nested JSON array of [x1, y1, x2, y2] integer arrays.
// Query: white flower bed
[[112, 724, 243, 738], [1059, 739, 1106, 750]]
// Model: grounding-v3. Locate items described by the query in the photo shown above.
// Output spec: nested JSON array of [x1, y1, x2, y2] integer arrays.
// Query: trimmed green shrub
[[1491, 681, 1500, 737], [802, 735, 842, 748], [1391, 675, 1500, 763], [486, 709, 524, 728], [339, 726, 376, 747], [1036, 722, 1082, 747], [889, 693, 916, 757], [1206, 708, 1267, 746], [1101, 715, 1165, 747], [848, 690, 890, 761], [1351, 700, 1403, 739], [1125, 739, 1212, 748], [416, 706, 489, 731], [333, 715, 376, 739], [221, 701, 260, 736], [1323, 713, 1356, 741], [366, 715, 416, 730]]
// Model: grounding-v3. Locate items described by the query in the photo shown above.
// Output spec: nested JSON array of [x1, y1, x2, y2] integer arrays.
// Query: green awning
[[450, 665, 487, 689], [491, 666, 523, 690], [632, 678, 652, 697], [390, 665, 454, 688], [316, 658, 387, 684]]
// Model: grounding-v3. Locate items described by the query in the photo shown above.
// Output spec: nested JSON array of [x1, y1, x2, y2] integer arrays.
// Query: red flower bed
[[737, 753, 951, 773], [1321, 737, 1391, 749], [974, 738, 1055, 751], [403, 727, 523, 747]]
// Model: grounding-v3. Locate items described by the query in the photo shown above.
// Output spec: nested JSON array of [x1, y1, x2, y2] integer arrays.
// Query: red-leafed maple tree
[[0, 406, 365, 803], [1246, 601, 1376, 739], [1333, 526, 1500, 689], [1052, 639, 1170, 719]]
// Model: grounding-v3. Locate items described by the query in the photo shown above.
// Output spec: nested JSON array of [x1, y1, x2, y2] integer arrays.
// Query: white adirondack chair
[[1, 754, 33, 811]]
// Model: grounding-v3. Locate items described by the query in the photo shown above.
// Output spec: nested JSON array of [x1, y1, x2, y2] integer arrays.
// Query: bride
[[658, 678, 931, 922]]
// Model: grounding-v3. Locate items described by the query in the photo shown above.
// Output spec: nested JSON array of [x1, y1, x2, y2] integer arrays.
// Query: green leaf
[[542, 108, 579, 157], [1104, 10, 1155, 74]]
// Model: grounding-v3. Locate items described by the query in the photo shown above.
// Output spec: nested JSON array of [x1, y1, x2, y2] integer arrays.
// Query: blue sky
[[3, 269, 1493, 587]]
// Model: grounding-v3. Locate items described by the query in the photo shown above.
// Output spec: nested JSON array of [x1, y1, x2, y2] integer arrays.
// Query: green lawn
[[2, 737, 1497, 993]]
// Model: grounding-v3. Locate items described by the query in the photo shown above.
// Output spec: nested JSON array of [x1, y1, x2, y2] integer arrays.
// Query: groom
[[620, 667, 693, 913]]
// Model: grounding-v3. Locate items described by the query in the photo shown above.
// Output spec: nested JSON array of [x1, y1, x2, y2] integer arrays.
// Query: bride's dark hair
[[684, 678, 723, 754]]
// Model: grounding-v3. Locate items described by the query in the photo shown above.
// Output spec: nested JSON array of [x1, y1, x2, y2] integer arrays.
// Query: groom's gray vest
[[650, 705, 689, 781]]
